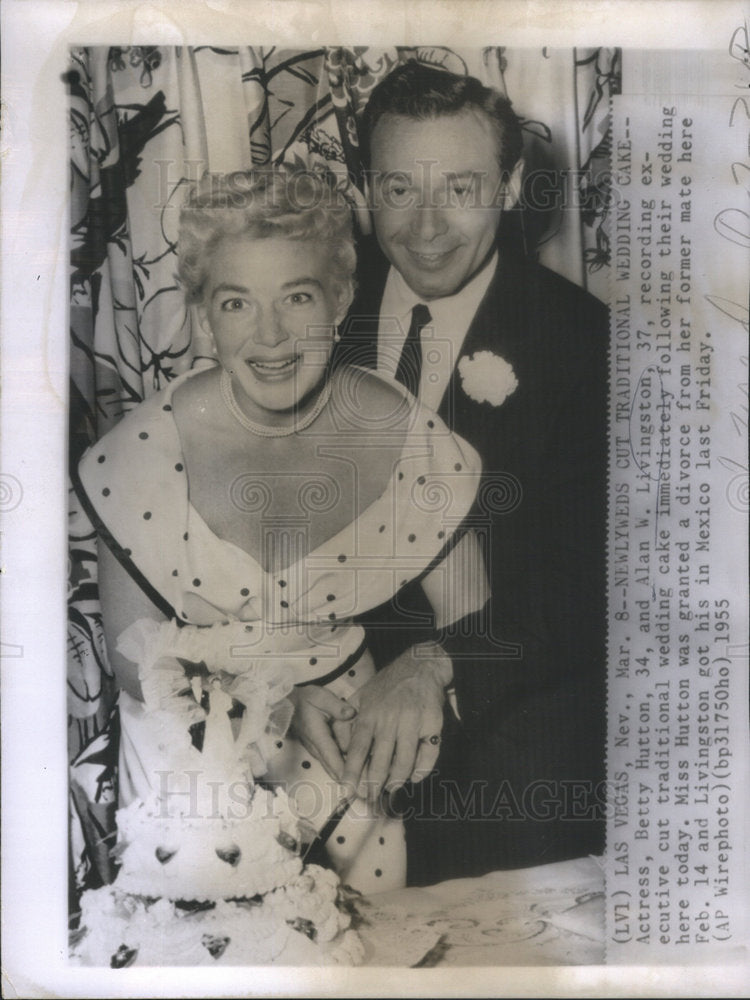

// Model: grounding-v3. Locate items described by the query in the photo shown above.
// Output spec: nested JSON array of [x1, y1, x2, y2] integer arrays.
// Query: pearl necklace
[[219, 368, 333, 438]]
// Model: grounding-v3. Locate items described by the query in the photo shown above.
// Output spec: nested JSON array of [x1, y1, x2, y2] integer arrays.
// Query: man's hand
[[287, 685, 357, 781], [340, 643, 453, 805]]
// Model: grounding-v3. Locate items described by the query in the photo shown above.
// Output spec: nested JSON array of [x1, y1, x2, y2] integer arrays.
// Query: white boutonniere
[[458, 351, 518, 406]]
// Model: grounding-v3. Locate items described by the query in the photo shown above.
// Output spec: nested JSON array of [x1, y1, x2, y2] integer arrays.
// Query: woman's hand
[[341, 643, 453, 806], [287, 685, 358, 781]]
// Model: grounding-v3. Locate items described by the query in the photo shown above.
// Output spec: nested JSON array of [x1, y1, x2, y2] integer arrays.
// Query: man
[[297, 61, 608, 885]]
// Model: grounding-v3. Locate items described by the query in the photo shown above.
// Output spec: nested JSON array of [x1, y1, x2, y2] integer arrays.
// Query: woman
[[76, 167, 485, 894]]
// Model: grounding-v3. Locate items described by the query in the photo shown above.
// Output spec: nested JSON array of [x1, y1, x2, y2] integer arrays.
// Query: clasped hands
[[288, 643, 453, 806]]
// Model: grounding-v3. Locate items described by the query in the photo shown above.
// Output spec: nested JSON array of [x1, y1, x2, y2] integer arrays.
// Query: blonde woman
[[76, 167, 485, 894]]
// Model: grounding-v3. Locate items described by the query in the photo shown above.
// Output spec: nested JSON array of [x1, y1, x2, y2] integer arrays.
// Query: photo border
[[1, 2, 747, 997]]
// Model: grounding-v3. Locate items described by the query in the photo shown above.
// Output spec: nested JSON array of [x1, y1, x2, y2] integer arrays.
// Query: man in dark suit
[[296, 62, 608, 885]]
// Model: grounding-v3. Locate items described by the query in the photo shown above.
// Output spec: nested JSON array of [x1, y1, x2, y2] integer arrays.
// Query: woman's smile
[[245, 353, 301, 380]]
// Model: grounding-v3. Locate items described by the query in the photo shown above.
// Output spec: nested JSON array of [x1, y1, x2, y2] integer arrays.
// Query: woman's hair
[[178, 166, 356, 304]]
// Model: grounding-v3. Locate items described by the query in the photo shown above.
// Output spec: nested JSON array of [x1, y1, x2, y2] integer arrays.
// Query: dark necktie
[[394, 303, 431, 398]]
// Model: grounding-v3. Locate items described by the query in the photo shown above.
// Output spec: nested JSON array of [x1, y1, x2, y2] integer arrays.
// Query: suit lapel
[[436, 242, 533, 432], [437, 266, 505, 433]]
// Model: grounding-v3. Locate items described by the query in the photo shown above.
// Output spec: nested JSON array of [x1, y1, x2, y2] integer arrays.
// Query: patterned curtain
[[67, 44, 621, 893]]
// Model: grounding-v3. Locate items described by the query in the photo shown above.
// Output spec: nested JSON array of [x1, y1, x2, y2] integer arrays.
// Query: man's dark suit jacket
[[337, 231, 608, 886]]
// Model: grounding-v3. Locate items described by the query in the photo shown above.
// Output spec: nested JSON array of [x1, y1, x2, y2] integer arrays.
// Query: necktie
[[394, 304, 431, 398]]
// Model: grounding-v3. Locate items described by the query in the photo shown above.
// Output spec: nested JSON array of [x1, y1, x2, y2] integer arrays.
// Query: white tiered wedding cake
[[70, 622, 364, 967]]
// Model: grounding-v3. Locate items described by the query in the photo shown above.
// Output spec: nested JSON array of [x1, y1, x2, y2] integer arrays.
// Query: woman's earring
[[333, 331, 341, 343]]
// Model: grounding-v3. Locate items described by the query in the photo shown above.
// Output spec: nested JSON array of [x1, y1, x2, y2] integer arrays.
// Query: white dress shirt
[[377, 251, 498, 412]]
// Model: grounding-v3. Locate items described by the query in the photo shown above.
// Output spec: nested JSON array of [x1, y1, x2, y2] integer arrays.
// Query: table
[[357, 856, 605, 966]]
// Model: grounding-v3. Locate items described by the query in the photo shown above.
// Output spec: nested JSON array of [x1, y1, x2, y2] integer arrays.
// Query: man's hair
[[178, 166, 356, 304], [360, 61, 524, 181]]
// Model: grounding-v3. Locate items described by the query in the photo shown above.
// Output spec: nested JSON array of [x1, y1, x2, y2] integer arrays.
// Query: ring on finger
[[420, 733, 441, 746]]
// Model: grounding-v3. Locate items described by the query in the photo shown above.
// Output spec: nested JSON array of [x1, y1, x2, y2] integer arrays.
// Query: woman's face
[[199, 234, 352, 421]]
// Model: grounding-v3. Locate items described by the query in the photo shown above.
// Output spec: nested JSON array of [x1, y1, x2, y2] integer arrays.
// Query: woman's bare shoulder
[[171, 366, 220, 410], [170, 367, 228, 437]]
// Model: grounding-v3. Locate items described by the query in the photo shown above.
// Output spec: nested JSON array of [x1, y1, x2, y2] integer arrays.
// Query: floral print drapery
[[67, 44, 620, 891]]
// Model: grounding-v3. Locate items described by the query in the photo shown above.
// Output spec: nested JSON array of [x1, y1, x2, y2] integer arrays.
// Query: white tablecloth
[[357, 856, 605, 966]]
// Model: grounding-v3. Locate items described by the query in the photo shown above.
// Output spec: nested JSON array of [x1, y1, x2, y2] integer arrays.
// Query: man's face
[[369, 109, 518, 300]]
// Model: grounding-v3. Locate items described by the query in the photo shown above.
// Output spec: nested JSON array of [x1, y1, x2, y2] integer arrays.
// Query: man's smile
[[405, 246, 459, 267]]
